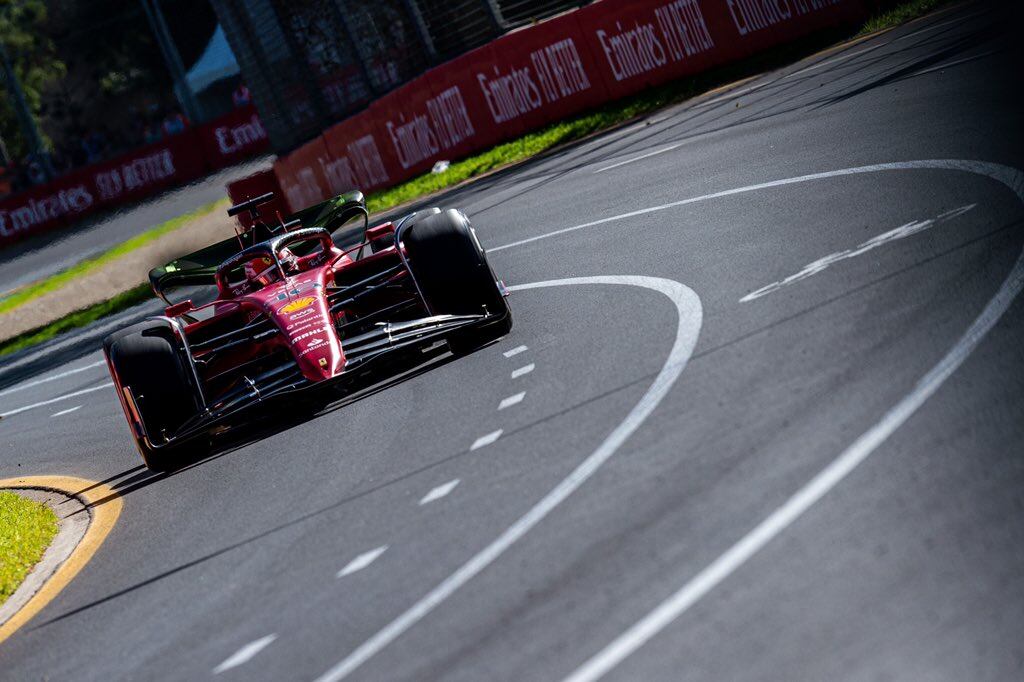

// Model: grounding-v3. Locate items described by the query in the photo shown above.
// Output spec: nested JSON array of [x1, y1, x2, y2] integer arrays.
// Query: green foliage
[[0, 0, 66, 158], [0, 490, 59, 606], [858, 0, 953, 36], [0, 198, 227, 315], [0, 283, 154, 357]]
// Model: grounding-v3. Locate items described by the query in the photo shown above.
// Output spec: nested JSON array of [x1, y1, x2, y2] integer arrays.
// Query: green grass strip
[[0, 198, 228, 315], [0, 283, 153, 357], [858, 0, 955, 36], [0, 490, 59, 606], [0, 0, 952, 357]]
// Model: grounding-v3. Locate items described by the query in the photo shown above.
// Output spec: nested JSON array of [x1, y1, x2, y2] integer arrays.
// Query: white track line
[[314, 160, 1023, 682], [0, 382, 113, 419], [337, 546, 389, 578], [593, 144, 682, 174], [420, 479, 460, 505], [50, 405, 82, 418], [312, 276, 703, 682], [0, 359, 106, 398], [503, 345, 529, 358], [561, 161, 1024, 681], [491, 160, 1024, 254], [499, 392, 526, 410], [511, 364, 535, 379], [470, 430, 503, 451], [213, 634, 277, 674]]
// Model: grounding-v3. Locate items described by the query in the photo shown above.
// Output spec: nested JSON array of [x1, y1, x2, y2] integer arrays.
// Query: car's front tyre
[[403, 209, 512, 355]]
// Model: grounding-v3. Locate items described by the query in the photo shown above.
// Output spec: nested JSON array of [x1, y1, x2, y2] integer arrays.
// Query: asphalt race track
[[2, 3, 1023, 680]]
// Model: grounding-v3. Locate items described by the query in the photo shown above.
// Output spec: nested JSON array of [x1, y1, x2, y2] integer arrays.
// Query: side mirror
[[165, 300, 194, 318]]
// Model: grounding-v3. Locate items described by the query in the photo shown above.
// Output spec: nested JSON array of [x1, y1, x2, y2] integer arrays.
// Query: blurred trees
[[0, 0, 65, 161]]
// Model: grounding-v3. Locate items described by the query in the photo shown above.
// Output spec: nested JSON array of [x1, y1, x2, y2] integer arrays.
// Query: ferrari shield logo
[[281, 296, 316, 314], [318, 357, 328, 367]]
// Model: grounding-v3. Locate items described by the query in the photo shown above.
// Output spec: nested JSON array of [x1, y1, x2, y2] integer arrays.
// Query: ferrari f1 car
[[103, 191, 511, 470]]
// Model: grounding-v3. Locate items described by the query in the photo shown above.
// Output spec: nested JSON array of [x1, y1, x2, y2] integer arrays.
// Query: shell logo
[[280, 296, 317, 314]]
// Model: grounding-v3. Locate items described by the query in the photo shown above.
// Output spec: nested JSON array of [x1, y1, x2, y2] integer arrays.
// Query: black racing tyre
[[104, 321, 200, 471], [403, 209, 511, 355]]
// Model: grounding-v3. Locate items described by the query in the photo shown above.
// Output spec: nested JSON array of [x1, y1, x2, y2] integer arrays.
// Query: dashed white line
[[0, 359, 106, 398], [50, 405, 82, 418], [499, 392, 526, 410], [560, 160, 1024, 682], [420, 479, 460, 505], [311, 276, 703, 682], [470, 430, 503, 451], [213, 634, 277, 674], [0, 382, 113, 419], [337, 546, 389, 578], [511, 363, 535, 379], [593, 144, 682, 174], [313, 160, 1024, 682], [503, 345, 528, 358]]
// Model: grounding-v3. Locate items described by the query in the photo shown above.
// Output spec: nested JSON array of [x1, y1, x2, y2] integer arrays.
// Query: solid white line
[[0, 359, 106, 398], [503, 345, 529, 358], [511, 363, 535, 379], [561, 161, 1024, 682], [593, 144, 682, 174], [490, 160, 1024, 254], [499, 392, 526, 410], [213, 634, 278, 674], [337, 546, 389, 578], [470, 430, 503, 451], [313, 160, 1022, 682], [50, 405, 82, 418], [420, 479, 460, 505], [0, 382, 114, 418], [311, 276, 703, 682]]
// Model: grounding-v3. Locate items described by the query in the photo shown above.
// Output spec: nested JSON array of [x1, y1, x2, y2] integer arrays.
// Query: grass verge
[[0, 0, 957, 357], [0, 283, 152, 357], [858, 0, 956, 36], [0, 198, 228, 315], [0, 491, 59, 606]]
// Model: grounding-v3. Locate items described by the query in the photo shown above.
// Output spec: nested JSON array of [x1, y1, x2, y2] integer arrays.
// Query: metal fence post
[[480, 0, 507, 31], [139, 0, 206, 123], [400, 0, 438, 62]]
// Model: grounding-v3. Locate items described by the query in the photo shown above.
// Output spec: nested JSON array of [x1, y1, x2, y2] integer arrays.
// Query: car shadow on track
[[66, 343, 469, 513]]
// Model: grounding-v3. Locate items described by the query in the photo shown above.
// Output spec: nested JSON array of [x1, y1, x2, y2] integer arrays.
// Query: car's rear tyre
[[104, 322, 200, 471], [403, 209, 511, 355]]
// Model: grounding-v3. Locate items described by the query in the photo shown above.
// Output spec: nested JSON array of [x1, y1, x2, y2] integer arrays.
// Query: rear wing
[[149, 191, 369, 303]]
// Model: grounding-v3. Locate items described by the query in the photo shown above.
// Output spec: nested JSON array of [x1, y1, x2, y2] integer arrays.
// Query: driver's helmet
[[244, 256, 275, 287]]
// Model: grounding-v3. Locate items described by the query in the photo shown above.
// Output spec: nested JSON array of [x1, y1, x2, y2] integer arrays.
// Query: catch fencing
[[211, 0, 589, 151], [244, 0, 871, 214]]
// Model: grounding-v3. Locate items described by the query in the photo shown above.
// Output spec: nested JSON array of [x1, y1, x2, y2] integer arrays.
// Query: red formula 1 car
[[103, 192, 511, 470]]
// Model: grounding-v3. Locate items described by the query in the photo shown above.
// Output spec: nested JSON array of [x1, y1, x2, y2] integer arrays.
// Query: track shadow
[[70, 342, 464, 512]]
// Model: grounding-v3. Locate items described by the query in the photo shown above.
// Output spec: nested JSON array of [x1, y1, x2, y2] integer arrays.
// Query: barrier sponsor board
[[321, 112, 396, 196], [269, 0, 869, 222], [273, 137, 336, 213], [0, 107, 270, 248], [198, 104, 271, 169]]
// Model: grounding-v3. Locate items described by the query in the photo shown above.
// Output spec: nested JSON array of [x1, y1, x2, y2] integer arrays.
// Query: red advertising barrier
[[197, 104, 271, 170], [225, 168, 287, 230], [267, 0, 870, 219], [0, 107, 271, 249], [321, 110, 398, 195], [272, 136, 336, 213]]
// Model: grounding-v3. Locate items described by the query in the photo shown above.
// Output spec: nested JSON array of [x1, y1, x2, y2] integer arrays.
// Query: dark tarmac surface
[[1, 4, 1022, 680]]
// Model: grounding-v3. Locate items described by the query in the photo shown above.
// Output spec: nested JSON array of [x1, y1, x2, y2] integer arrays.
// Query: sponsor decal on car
[[280, 296, 317, 314], [286, 307, 317, 323], [291, 326, 328, 343]]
